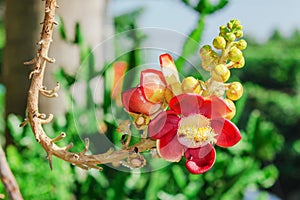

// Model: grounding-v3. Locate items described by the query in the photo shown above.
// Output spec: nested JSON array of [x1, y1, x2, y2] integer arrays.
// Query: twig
[[24, 0, 156, 171], [0, 144, 23, 200]]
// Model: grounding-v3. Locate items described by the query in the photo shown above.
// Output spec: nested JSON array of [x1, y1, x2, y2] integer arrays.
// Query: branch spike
[[51, 132, 66, 143], [19, 118, 29, 127]]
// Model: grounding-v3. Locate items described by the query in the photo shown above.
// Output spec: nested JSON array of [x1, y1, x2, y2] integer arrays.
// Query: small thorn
[[19, 119, 29, 127], [64, 143, 74, 151], [51, 132, 66, 143], [47, 154, 53, 170]]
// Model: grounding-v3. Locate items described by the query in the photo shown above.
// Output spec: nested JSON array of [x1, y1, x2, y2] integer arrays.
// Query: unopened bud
[[211, 64, 230, 82], [182, 76, 201, 94], [232, 57, 245, 69], [229, 46, 243, 62], [236, 39, 247, 50], [235, 30, 243, 38], [226, 82, 243, 101], [225, 32, 236, 42], [213, 36, 226, 49]]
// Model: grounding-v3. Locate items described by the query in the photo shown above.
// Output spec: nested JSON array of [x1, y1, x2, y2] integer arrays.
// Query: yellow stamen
[[177, 114, 217, 147]]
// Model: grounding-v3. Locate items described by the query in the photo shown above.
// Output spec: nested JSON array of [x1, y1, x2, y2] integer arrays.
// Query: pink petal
[[201, 96, 231, 119], [140, 69, 166, 103], [169, 94, 205, 116], [148, 110, 180, 139], [121, 87, 161, 115], [184, 144, 216, 174], [157, 131, 183, 162], [211, 118, 242, 148]]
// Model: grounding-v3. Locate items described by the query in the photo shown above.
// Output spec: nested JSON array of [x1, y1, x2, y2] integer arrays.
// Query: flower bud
[[182, 76, 201, 94], [232, 57, 245, 69], [224, 98, 236, 120], [235, 30, 243, 38], [211, 64, 230, 82], [236, 39, 247, 50], [213, 36, 226, 49], [199, 45, 212, 57], [226, 82, 243, 101], [229, 46, 243, 62], [225, 32, 236, 42]]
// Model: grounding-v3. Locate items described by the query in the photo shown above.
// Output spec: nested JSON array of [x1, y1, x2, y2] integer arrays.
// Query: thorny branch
[[23, 0, 156, 171]]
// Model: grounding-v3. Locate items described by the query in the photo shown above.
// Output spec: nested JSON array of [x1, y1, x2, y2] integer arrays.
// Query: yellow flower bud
[[213, 36, 226, 49], [182, 76, 201, 94], [235, 30, 243, 38], [224, 98, 236, 120], [226, 82, 243, 101], [236, 39, 247, 50], [232, 57, 245, 69], [211, 64, 230, 82], [229, 46, 243, 62]]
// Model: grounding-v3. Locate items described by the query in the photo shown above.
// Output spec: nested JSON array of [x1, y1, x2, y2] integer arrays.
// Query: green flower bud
[[227, 22, 233, 29], [200, 45, 212, 57], [213, 36, 226, 49], [225, 32, 236, 42], [236, 39, 247, 50], [235, 30, 243, 38], [229, 46, 243, 62]]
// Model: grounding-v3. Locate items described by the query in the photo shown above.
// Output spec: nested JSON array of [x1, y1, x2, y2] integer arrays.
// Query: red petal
[[157, 131, 183, 162], [184, 144, 216, 174], [169, 94, 205, 116], [121, 87, 161, 115], [211, 118, 242, 148], [201, 96, 231, 119], [140, 69, 166, 103], [148, 110, 180, 139]]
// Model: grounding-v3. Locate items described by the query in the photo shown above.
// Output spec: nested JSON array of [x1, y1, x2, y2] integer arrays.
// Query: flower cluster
[[121, 19, 246, 174]]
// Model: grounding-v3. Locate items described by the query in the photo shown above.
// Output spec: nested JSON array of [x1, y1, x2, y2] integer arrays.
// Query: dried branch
[[0, 144, 23, 200], [24, 0, 156, 171]]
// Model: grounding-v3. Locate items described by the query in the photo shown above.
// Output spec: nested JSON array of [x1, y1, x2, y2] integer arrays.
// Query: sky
[[108, 0, 300, 44]]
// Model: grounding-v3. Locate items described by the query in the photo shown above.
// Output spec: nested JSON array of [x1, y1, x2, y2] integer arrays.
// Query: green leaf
[[58, 16, 67, 41]]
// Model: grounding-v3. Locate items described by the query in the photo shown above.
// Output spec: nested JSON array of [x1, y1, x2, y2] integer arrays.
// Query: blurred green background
[[0, 0, 300, 199]]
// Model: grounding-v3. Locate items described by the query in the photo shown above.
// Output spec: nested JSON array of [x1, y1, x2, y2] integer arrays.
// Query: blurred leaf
[[172, 165, 187, 189], [74, 22, 84, 45], [259, 165, 279, 189], [54, 68, 76, 88], [58, 16, 67, 41]]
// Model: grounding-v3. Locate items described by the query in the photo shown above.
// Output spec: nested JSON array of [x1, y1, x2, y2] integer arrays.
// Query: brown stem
[[0, 145, 23, 200], [25, 0, 156, 171]]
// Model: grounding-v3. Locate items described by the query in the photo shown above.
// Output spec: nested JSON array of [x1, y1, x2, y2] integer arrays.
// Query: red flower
[[122, 69, 166, 116], [148, 93, 241, 174]]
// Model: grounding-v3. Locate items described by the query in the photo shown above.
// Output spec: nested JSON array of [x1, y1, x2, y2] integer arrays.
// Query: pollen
[[177, 114, 217, 148]]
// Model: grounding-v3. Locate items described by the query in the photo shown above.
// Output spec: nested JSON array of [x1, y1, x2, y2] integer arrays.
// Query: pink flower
[[122, 69, 166, 116], [148, 93, 241, 174]]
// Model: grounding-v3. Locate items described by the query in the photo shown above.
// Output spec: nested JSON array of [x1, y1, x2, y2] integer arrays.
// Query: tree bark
[[0, 145, 23, 200]]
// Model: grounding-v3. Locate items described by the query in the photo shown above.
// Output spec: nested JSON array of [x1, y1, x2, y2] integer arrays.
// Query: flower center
[[177, 114, 217, 148]]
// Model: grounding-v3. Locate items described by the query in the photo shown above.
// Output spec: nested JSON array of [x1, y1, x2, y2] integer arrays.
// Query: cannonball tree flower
[[148, 93, 241, 174], [121, 69, 167, 128]]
